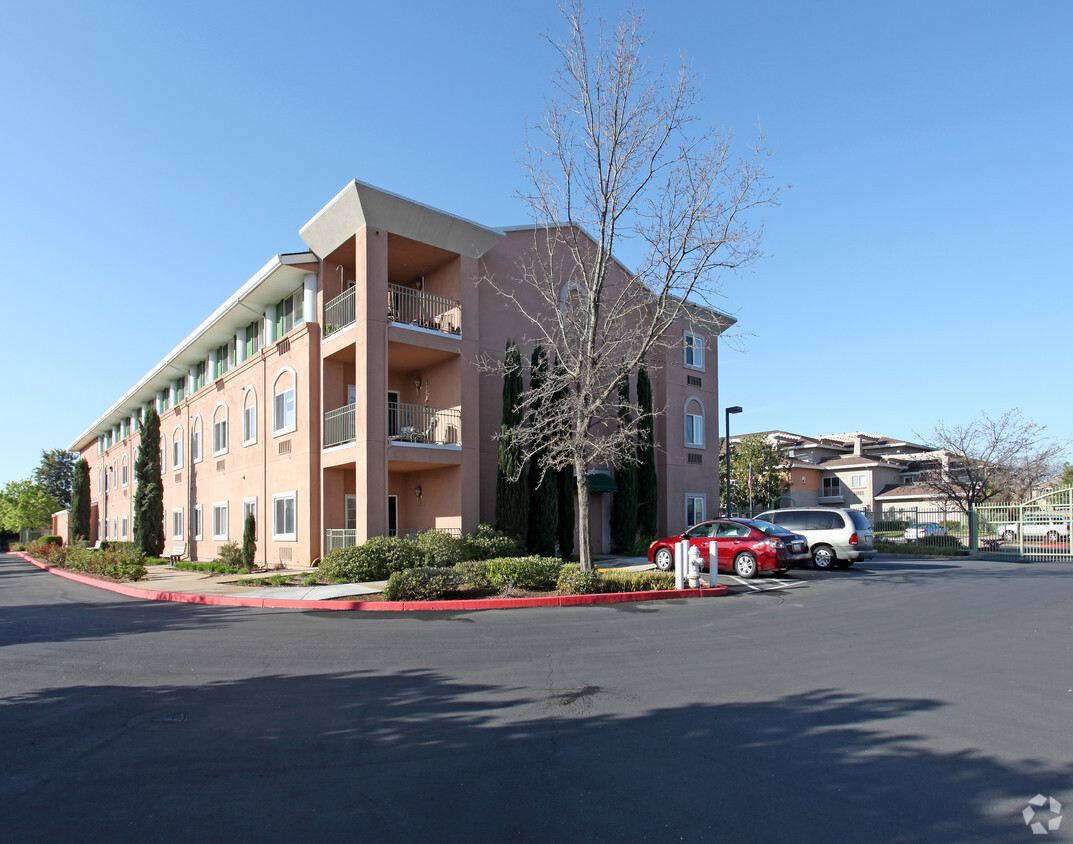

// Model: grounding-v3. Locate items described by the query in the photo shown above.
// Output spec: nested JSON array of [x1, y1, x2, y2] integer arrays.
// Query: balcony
[[389, 284, 461, 335], [323, 400, 461, 449], [324, 287, 356, 338], [324, 404, 356, 448]]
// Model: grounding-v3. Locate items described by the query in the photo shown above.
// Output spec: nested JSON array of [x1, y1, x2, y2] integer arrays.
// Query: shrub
[[556, 563, 603, 595], [173, 560, 246, 575], [60, 544, 148, 581], [318, 536, 422, 583], [875, 541, 970, 557], [462, 523, 523, 561], [484, 555, 563, 591], [383, 566, 463, 601], [411, 529, 466, 566], [40, 535, 63, 547], [454, 559, 491, 588], [876, 520, 908, 533], [217, 541, 246, 571], [600, 569, 677, 593], [28, 538, 69, 565], [916, 534, 964, 548]]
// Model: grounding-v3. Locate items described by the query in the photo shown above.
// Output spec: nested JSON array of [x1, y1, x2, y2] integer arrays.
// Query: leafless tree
[[917, 409, 1067, 512], [483, 2, 780, 570]]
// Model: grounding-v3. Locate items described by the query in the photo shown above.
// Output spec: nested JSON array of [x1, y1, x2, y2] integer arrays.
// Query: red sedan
[[648, 518, 810, 579]]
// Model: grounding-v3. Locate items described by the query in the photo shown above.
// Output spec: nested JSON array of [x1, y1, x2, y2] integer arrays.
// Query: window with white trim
[[121, 516, 128, 539], [212, 502, 228, 540], [121, 457, 128, 487], [275, 286, 304, 337], [191, 417, 202, 463], [273, 369, 297, 435], [243, 389, 257, 446], [112, 462, 118, 489], [684, 398, 705, 448], [172, 427, 184, 469], [172, 508, 184, 540], [159, 442, 165, 475], [851, 474, 866, 488], [212, 405, 228, 456], [683, 331, 705, 371], [194, 505, 203, 541], [243, 497, 257, 532], [273, 491, 297, 541], [686, 494, 706, 527]]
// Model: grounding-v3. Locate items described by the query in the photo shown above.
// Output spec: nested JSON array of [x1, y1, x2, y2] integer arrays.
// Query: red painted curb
[[13, 552, 727, 611]]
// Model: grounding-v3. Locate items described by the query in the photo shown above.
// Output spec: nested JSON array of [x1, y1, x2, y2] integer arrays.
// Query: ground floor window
[[194, 505, 203, 541], [686, 494, 706, 527], [273, 492, 296, 541], [172, 509, 184, 540], [121, 516, 128, 539], [243, 498, 257, 532], [212, 502, 228, 540]]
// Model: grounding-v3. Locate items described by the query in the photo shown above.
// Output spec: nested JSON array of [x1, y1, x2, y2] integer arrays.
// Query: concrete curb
[[14, 552, 728, 611]]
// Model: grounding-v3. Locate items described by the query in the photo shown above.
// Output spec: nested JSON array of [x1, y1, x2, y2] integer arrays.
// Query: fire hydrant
[[687, 545, 702, 588]]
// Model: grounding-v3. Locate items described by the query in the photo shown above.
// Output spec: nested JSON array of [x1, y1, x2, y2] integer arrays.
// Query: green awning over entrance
[[586, 472, 618, 493]]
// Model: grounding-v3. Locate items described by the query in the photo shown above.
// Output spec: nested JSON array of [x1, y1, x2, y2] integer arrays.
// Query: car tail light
[[849, 532, 858, 546]]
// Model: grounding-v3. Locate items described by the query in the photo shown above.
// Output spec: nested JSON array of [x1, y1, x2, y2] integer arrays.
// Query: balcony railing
[[324, 403, 356, 448], [324, 287, 356, 337], [389, 284, 461, 335], [324, 401, 461, 449], [388, 401, 461, 446]]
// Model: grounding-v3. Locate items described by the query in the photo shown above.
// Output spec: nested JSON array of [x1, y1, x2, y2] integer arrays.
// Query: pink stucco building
[[66, 181, 733, 566]]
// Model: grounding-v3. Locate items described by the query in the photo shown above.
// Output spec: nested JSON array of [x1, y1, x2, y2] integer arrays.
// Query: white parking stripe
[[720, 575, 807, 592]]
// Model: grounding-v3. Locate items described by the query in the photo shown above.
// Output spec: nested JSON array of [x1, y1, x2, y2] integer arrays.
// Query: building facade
[[66, 181, 733, 565]]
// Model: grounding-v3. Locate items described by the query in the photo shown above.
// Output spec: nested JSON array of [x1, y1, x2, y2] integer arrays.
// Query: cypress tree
[[494, 339, 528, 540], [636, 366, 658, 539], [242, 512, 257, 571], [134, 406, 165, 557], [610, 377, 638, 552], [552, 360, 575, 559], [70, 458, 91, 543], [526, 346, 558, 556]]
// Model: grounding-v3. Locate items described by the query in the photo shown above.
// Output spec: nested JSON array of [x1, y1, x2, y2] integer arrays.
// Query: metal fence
[[388, 284, 462, 334], [324, 404, 356, 448], [325, 525, 463, 553], [388, 401, 461, 446], [324, 287, 356, 337]]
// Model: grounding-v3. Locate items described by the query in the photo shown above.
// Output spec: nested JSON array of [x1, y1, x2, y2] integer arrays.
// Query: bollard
[[708, 540, 717, 587], [674, 539, 685, 590]]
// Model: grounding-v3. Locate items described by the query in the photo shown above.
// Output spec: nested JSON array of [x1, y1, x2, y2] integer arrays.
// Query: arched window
[[191, 416, 203, 463], [121, 455, 129, 487], [172, 425, 184, 469], [242, 387, 257, 446], [111, 460, 118, 489], [684, 397, 705, 448], [212, 403, 228, 456], [272, 367, 297, 436]]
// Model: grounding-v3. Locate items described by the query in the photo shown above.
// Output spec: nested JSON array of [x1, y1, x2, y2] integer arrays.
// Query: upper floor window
[[212, 403, 228, 456], [193, 361, 206, 393], [242, 388, 257, 446], [121, 457, 129, 487], [822, 477, 841, 497], [273, 368, 297, 435], [684, 331, 705, 371], [276, 286, 304, 338], [191, 416, 203, 463], [172, 426, 184, 469], [850, 474, 866, 488], [245, 319, 263, 358], [684, 398, 705, 448]]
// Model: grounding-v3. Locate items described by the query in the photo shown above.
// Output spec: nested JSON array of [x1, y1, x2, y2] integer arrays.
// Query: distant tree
[[636, 367, 658, 539], [70, 458, 91, 542], [719, 433, 791, 514], [0, 480, 60, 533], [1058, 463, 1073, 489], [34, 448, 77, 509], [134, 406, 165, 556], [494, 339, 529, 540], [610, 377, 638, 552], [918, 409, 1066, 511], [242, 513, 257, 571], [554, 361, 575, 559], [526, 346, 558, 556]]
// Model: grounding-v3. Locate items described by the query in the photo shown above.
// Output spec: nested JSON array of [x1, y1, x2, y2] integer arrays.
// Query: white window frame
[[684, 397, 705, 448], [172, 508, 184, 540], [172, 427, 184, 470], [273, 491, 297, 541], [212, 502, 229, 540], [121, 457, 128, 487], [686, 494, 706, 527], [194, 504, 203, 541], [851, 474, 866, 488], [121, 516, 128, 540], [191, 417, 203, 464], [112, 462, 118, 489], [242, 387, 257, 447], [242, 497, 257, 532], [212, 403, 228, 457], [272, 367, 297, 437], [683, 331, 705, 372]]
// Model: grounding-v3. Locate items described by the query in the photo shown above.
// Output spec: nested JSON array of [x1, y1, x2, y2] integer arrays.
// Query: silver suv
[[753, 507, 876, 569]]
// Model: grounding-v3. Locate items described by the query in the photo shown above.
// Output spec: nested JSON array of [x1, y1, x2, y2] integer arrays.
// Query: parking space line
[[718, 575, 807, 592]]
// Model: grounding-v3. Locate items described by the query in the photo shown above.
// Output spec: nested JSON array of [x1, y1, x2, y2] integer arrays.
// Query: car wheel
[[733, 552, 757, 579], [812, 545, 837, 570], [834, 560, 854, 569], [1002, 530, 1016, 542], [653, 547, 674, 572], [1046, 530, 1059, 542]]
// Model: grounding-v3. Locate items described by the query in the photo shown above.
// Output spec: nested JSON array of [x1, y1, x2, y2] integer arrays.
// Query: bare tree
[[484, 2, 780, 570], [918, 409, 1066, 512]]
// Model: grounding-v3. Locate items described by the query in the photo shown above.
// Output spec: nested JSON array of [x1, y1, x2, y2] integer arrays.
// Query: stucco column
[[189, 365, 197, 395], [458, 254, 481, 534], [169, 382, 178, 407], [236, 326, 248, 364], [356, 228, 388, 541], [265, 305, 277, 345], [303, 273, 318, 328], [208, 349, 219, 381]]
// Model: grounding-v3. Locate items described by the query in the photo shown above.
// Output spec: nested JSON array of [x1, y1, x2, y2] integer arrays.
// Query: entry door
[[387, 495, 398, 537]]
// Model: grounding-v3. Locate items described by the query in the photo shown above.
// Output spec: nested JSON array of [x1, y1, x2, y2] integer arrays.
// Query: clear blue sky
[[2, 0, 1070, 486]]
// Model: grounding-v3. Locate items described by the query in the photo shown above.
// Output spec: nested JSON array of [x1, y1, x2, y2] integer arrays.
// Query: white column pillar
[[208, 349, 219, 381], [189, 365, 197, 395], [265, 305, 277, 345], [236, 326, 248, 364], [303, 273, 318, 328], [169, 382, 178, 407]]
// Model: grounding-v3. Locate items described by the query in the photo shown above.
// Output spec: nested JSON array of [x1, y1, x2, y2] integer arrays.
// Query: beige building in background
[[66, 181, 734, 566]]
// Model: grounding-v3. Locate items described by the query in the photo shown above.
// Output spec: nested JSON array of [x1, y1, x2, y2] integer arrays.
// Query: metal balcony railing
[[325, 529, 357, 553], [388, 401, 461, 445], [324, 403, 356, 448], [324, 287, 356, 337], [388, 284, 462, 335]]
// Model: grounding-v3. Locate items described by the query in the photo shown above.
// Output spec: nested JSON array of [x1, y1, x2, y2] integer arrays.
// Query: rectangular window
[[121, 516, 128, 540], [276, 287, 304, 338], [121, 462, 128, 487], [246, 319, 262, 358], [273, 492, 297, 541], [175, 378, 184, 403], [683, 331, 705, 371], [851, 474, 866, 488], [243, 497, 257, 531], [191, 429, 202, 463], [172, 508, 184, 540], [194, 505, 203, 541], [213, 419, 228, 455], [822, 477, 840, 497], [212, 503, 228, 540], [243, 404, 256, 445], [194, 362, 205, 392], [274, 388, 296, 434], [686, 494, 706, 526], [685, 412, 704, 447], [172, 438, 183, 470]]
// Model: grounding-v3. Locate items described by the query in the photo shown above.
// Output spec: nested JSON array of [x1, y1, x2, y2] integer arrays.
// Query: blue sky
[[2, 0, 1070, 486]]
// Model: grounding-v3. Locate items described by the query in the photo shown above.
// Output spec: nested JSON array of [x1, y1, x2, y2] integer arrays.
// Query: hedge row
[[26, 539, 149, 581]]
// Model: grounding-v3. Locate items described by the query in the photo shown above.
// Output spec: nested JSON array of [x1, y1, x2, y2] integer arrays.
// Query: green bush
[[173, 560, 247, 575], [484, 555, 563, 590], [60, 545, 148, 581], [876, 520, 908, 533], [940, 520, 964, 532], [462, 523, 523, 561], [318, 535, 422, 583], [383, 566, 463, 601], [454, 559, 491, 588], [600, 569, 677, 593], [411, 529, 466, 566], [28, 538, 68, 565], [875, 541, 970, 557], [217, 540, 247, 571], [917, 534, 964, 548], [627, 536, 655, 557], [556, 563, 603, 595], [40, 535, 64, 547]]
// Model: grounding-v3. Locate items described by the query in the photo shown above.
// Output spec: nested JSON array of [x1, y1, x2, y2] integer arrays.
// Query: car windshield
[[740, 519, 795, 537]]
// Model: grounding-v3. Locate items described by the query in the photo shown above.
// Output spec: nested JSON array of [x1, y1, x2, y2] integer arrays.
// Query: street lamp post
[[724, 406, 743, 517]]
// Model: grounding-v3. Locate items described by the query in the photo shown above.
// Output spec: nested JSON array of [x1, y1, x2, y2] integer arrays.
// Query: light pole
[[724, 406, 743, 517]]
